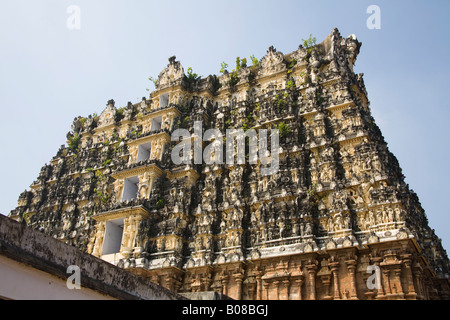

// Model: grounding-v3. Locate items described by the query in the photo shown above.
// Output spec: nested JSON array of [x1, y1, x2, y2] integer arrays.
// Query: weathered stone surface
[[178, 291, 231, 300], [0, 214, 185, 300], [8, 28, 450, 300]]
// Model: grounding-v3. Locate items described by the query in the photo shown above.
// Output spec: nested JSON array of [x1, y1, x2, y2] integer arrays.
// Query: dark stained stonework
[[9, 28, 450, 300], [0, 214, 186, 300]]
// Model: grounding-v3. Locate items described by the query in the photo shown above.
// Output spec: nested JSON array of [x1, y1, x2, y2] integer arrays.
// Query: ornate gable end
[[258, 46, 286, 78], [98, 99, 117, 128], [156, 56, 185, 90]]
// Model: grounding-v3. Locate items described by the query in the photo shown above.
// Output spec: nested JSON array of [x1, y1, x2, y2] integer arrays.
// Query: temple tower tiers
[[9, 28, 450, 300]]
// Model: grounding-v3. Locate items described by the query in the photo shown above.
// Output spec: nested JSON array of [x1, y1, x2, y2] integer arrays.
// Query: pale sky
[[1, 0, 449, 251]]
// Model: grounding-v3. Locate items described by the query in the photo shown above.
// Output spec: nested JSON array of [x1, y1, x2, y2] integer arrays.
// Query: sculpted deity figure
[[150, 140, 162, 160], [121, 218, 130, 250], [114, 179, 124, 200], [233, 231, 241, 246], [194, 236, 203, 251], [87, 234, 96, 254], [92, 223, 106, 256], [126, 217, 137, 249], [252, 207, 261, 227], [163, 111, 175, 130], [220, 219, 226, 233], [376, 209, 382, 224], [328, 217, 334, 232], [292, 222, 299, 236], [395, 205, 404, 221], [304, 222, 313, 236], [129, 146, 138, 163], [344, 215, 351, 229], [278, 220, 285, 238], [334, 213, 344, 231], [138, 172, 150, 199]]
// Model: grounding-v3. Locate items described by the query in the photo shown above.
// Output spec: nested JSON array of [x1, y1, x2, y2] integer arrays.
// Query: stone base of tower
[[124, 238, 450, 300]]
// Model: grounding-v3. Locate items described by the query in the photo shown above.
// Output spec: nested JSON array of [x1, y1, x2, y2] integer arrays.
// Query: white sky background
[[0, 0, 449, 251]]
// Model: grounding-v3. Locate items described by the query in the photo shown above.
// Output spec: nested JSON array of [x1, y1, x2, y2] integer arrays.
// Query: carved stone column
[[263, 281, 270, 300], [233, 273, 244, 300], [256, 274, 263, 300], [247, 283, 256, 300], [201, 274, 212, 292], [320, 275, 332, 300], [220, 274, 229, 297], [174, 277, 183, 293], [393, 268, 404, 296], [371, 256, 385, 298], [382, 269, 392, 295], [306, 263, 317, 300], [329, 261, 341, 300], [281, 280, 290, 300], [295, 277, 304, 300], [401, 254, 416, 299], [132, 215, 143, 257], [164, 275, 176, 292], [273, 280, 280, 300], [413, 268, 424, 299], [345, 259, 358, 299]]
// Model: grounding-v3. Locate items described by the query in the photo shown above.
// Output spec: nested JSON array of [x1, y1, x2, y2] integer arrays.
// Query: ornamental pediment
[[111, 163, 164, 180], [97, 99, 117, 128], [91, 205, 152, 222], [258, 46, 286, 78], [127, 131, 171, 148], [156, 56, 185, 89]]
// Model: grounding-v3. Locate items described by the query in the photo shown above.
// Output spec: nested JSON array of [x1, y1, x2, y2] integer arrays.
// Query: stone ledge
[[0, 214, 186, 300]]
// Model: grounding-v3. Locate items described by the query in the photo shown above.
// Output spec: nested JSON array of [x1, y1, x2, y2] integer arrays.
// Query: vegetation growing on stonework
[[102, 159, 112, 167], [306, 182, 321, 205], [9, 30, 450, 301], [250, 54, 259, 67], [275, 121, 292, 138], [302, 34, 317, 52], [286, 79, 295, 90], [219, 62, 228, 74], [302, 33, 317, 62], [287, 58, 297, 71], [241, 110, 256, 132], [228, 58, 242, 87], [94, 170, 110, 205], [186, 67, 201, 83], [146, 76, 158, 93], [316, 91, 324, 105], [115, 107, 125, 122], [156, 194, 165, 209], [217, 54, 260, 89], [274, 92, 289, 111], [67, 132, 80, 154], [220, 57, 250, 87], [228, 72, 239, 87], [225, 118, 232, 129], [213, 76, 222, 93]]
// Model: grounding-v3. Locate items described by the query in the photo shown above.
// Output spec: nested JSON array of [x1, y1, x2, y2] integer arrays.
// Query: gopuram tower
[[9, 28, 450, 300]]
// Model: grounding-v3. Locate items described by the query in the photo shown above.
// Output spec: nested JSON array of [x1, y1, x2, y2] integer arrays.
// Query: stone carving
[[98, 99, 116, 128], [258, 46, 286, 77], [156, 56, 185, 89], [9, 28, 450, 300]]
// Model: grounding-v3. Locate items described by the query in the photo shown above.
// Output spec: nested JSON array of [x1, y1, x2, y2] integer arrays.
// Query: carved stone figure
[[8, 29, 450, 300]]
